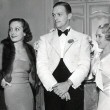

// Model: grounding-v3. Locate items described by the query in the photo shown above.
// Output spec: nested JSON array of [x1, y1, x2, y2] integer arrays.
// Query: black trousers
[[44, 58, 84, 110]]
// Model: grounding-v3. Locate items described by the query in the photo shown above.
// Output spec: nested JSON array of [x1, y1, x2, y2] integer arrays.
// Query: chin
[[56, 26, 61, 29], [11, 39, 19, 43], [56, 24, 62, 28], [12, 41, 17, 43]]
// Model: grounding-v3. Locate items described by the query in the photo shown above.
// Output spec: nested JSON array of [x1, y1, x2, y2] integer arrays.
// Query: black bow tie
[[58, 29, 70, 36]]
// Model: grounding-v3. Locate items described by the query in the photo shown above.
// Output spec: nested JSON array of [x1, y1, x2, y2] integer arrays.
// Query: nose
[[96, 37, 98, 43], [54, 15, 58, 21], [96, 35, 99, 42], [10, 30, 15, 36], [96, 37, 100, 46]]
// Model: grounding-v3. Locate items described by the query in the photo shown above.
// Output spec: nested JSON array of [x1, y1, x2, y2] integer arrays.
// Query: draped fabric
[[92, 53, 103, 91], [92, 53, 110, 110], [92, 53, 110, 95]]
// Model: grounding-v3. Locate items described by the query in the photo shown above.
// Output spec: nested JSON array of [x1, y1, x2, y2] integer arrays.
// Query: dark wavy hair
[[8, 18, 32, 42], [53, 1, 72, 14], [1, 18, 33, 82]]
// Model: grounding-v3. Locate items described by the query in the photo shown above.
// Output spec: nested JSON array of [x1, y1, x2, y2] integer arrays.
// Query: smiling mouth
[[56, 21, 60, 23], [11, 36, 17, 38]]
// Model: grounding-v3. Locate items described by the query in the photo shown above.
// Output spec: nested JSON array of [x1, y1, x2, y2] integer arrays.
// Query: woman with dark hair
[[0, 18, 37, 110], [92, 23, 110, 110]]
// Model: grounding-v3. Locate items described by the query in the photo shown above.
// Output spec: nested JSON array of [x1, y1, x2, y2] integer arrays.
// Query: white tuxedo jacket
[[37, 28, 90, 91]]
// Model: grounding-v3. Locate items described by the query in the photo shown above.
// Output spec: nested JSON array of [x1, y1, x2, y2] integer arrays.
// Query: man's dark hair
[[53, 1, 72, 14]]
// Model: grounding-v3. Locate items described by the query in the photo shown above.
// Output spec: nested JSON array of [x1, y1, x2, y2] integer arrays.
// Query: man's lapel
[[49, 28, 79, 57], [64, 29, 79, 55], [49, 29, 61, 56]]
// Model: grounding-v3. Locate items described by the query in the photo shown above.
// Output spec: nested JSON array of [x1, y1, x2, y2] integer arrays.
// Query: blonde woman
[[92, 23, 110, 110]]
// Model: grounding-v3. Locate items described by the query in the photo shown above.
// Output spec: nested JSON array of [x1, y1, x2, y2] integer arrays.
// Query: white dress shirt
[[59, 26, 70, 58]]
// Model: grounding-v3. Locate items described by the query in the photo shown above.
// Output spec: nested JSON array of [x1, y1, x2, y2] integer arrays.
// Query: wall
[[0, 0, 47, 44]]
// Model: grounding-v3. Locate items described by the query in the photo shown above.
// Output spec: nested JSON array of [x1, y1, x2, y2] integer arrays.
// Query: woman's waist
[[11, 72, 29, 83], [11, 71, 29, 76], [11, 78, 29, 84]]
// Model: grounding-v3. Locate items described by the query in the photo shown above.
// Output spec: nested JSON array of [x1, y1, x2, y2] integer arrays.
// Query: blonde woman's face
[[96, 28, 109, 49], [9, 21, 25, 43]]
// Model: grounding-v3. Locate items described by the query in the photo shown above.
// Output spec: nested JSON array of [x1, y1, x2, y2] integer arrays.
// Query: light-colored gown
[[92, 53, 110, 110], [4, 59, 34, 110]]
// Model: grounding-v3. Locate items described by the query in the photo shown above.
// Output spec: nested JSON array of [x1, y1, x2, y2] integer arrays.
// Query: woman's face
[[96, 28, 109, 49], [9, 21, 25, 43]]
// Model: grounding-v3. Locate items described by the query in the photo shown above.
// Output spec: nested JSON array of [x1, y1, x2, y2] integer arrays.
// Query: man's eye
[[52, 14, 55, 17], [58, 13, 62, 16], [15, 28, 19, 31], [98, 35, 102, 38], [9, 28, 12, 32], [96, 35, 102, 38]]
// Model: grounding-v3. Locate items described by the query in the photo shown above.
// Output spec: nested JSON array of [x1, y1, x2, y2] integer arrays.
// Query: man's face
[[52, 5, 71, 31]]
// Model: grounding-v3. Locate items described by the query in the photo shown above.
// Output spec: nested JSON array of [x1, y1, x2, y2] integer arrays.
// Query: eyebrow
[[52, 11, 63, 14], [10, 26, 22, 28]]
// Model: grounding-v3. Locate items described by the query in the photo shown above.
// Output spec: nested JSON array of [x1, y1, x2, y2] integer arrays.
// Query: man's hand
[[60, 92, 71, 101], [52, 79, 73, 100], [53, 82, 69, 95]]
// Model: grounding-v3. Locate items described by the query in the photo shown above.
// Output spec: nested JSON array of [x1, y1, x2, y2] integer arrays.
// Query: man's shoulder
[[71, 28, 89, 39], [40, 28, 56, 39], [72, 29, 87, 36]]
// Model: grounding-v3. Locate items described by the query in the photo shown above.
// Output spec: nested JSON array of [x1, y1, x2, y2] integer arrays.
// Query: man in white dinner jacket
[[36, 1, 90, 110]]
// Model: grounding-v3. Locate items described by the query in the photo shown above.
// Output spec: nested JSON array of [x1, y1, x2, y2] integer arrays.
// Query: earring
[[24, 33, 26, 36]]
